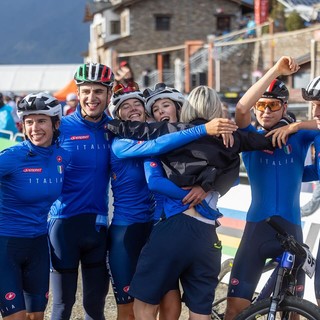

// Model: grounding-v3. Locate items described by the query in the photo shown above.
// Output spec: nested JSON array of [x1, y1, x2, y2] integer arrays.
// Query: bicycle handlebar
[[265, 217, 307, 258]]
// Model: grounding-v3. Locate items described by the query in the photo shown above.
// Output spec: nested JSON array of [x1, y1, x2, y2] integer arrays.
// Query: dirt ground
[[44, 284, 192, 320], [43, 280, 227, 319]]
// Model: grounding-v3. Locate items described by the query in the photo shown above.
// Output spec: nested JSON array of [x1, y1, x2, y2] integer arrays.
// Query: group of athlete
[[1, 55, 320, 320]]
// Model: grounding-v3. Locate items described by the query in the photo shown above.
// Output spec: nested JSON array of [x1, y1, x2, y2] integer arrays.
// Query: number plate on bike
[[302, 246, 316, 278]]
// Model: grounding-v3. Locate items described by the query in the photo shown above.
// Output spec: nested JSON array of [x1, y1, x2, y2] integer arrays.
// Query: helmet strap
[[81, 107, 104, 121]]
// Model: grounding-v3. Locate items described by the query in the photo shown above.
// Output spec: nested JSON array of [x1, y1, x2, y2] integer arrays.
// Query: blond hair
[[180, 86, 223, 122]]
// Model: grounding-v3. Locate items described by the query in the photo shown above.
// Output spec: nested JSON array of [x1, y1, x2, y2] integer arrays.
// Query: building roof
[[0, 64, 79, 95]]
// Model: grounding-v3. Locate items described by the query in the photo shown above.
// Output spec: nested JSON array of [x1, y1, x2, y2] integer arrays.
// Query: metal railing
[[137, 21, 274, 90]]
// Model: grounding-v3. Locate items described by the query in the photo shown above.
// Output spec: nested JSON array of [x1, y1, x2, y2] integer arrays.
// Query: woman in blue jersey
[[224, 56, 320, 319], [0, 92, 70, 320], [107, 82, 155, 320]]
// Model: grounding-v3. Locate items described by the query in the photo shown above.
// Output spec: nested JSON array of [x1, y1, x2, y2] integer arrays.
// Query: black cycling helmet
[[143, 83, 185, 115], [74, 63, 114, 87], [262, 79, 289, 103], [302, 76, 320, 101], [17, 92, 62, 120]]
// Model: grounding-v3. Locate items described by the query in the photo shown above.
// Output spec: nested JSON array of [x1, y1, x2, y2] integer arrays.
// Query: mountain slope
[[0, 0, 89, 64]]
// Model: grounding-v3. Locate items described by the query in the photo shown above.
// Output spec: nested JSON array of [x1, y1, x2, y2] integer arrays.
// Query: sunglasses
[[113, 82, 140, 96], [255, 100, 283, 112]]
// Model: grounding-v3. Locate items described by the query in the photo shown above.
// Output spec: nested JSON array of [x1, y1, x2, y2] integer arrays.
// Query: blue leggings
[[227, 216, 304, 300], [107, 222, 153, 304], [49, 214, 109, 320], [0, 235, 49, 317]]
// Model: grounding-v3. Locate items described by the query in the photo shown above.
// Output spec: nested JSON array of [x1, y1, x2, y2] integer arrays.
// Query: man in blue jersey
[[48, 63, 114, 320], [224, 56, 320, 319]]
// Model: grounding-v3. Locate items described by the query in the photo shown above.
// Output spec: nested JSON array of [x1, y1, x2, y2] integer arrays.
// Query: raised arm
[[235, 56, 300, 128]]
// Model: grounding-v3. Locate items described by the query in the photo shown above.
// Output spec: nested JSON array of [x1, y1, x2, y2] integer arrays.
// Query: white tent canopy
[[0, 64, 79, 95]]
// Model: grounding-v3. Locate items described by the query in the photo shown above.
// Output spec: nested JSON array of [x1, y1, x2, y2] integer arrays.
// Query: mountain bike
[[234, 217, 319, 320]]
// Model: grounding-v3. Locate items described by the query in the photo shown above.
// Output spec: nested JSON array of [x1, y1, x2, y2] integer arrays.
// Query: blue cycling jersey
[[303, 134, 320, 182], [0, 140, 70, 237], [242, 124, 319, 225], [50, 106, 112, 220], [144, 158, 222, 221], [110, 148, 155, 225]]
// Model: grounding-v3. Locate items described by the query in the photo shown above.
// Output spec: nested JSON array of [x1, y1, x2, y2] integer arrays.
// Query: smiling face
[[152, 98, 178, 122], [118, 98, 146, 122], [254, 98, 286, 130], [78, 83, 111, 122], [23, 114, 59, 147]]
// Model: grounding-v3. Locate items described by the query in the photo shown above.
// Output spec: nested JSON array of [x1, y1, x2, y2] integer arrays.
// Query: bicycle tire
[[235, 296, 320, 320], [218, 258, 234, 280], [211, 258, 234, 319]]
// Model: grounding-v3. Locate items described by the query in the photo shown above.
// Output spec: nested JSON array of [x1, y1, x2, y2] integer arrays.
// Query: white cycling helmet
[[109, 82, 145, 119], [17, 92, 62, 120], [302, 76, 320, 101], [143, 83, 185, 115]]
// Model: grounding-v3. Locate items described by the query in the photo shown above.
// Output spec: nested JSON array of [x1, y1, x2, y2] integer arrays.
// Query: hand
[[274, 56, 300, 76], [221, 133, 234, 148], [205, 118, 238, 136], [265, 123, 298, 148], [182, 185, 208, 208]]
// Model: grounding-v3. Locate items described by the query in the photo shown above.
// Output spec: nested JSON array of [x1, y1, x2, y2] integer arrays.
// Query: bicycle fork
[[267, 252, 295, 320]]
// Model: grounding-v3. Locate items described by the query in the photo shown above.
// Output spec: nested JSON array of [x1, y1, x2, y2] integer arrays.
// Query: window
[[155, 15, 171, 31], [110, 20, 120, 35], [162, 53, 170, 69], [154, 53, 170, 69], [216, 16, 231, 35]]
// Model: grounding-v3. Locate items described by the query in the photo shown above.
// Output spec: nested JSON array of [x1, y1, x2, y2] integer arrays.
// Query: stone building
[[83, 0, 320, 117], [83, 0, 254, 90]]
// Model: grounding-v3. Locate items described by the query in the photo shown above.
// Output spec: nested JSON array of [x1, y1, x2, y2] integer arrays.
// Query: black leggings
[[49, 214, 109, 320]]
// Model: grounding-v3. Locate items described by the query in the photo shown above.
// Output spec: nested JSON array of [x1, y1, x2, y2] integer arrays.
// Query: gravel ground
[[44, 281, 191, 320], [44, 279, 227, 319]]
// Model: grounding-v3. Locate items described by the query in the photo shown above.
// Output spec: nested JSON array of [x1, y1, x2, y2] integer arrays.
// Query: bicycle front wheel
[[235, 296, 320, 320]]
